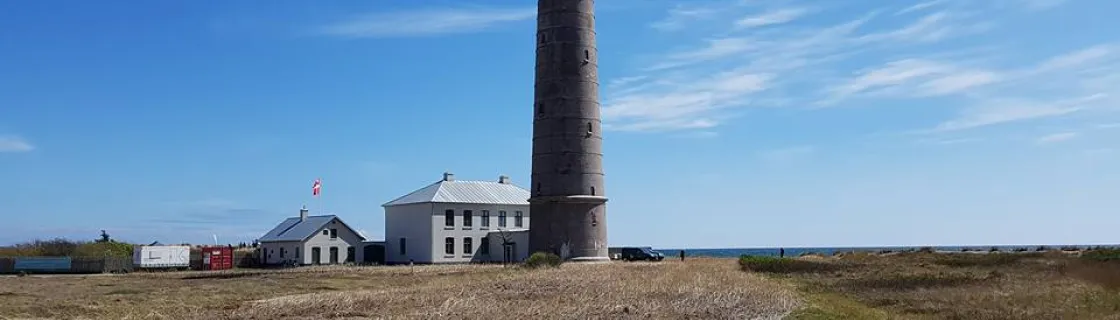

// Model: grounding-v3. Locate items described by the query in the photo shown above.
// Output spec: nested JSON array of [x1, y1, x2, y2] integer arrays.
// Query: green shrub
[[933, 252, 1044, 267], [523, 252, 563, 269], [738, 255, 844, 274], [837, 273, 985, 290], [1081, 248, 1120, 262]]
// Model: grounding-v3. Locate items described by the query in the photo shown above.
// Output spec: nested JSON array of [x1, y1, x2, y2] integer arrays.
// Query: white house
[[382, 172, 531, 264], [258, 206, 365, 266]]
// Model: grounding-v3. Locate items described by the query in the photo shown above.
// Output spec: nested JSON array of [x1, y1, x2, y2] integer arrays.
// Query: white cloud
[[608, 0, 1111, 134], [823, 59, 1000, 103], [932, 94, 1105, 132], [757, 146, 815, 161], [896, 0, 946, 15], [315, 7, 534, 38], [650, 4, 722, 31], [1033, 45, 1114, 74], [603, 71, 771, 131], [859, 11, 991, 43], [1022, 0, 1068, 11], [0, 135, 33, 153], [735, 8, 811, 28], [1036, 132, 1079, 144]]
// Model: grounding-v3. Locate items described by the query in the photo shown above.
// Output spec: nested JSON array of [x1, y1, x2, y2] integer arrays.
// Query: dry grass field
[[743, 251, 1120, 320], [5, 252, 1120, 319], [0, 258, 799, 320]]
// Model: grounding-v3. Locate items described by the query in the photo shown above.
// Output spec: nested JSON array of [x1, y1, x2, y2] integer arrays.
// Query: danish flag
[[312, 178, 322, 197]]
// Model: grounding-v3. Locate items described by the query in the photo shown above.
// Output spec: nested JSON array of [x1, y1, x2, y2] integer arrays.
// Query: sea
[[656, 244, 1120, 258]]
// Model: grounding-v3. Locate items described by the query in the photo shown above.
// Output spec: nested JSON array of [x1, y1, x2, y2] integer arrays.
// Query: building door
[[503, 243, 515, 264], [329, 247, 339, 264], [346, 247, 355, 263], [311, 247, 321, 265]]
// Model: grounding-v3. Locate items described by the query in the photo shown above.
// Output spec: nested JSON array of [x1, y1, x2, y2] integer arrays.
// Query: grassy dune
[[4, 251, 1119, 319], [742, 251, 1120, 320], [0, 258, 799, 319]]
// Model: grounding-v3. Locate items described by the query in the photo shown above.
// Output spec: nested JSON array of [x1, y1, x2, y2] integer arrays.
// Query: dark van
[[619, 247, 664, 261]]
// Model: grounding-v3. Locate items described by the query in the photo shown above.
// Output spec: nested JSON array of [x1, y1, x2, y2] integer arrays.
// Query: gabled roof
[[258, 215, 365, 243], [382, 179, 531, 207]]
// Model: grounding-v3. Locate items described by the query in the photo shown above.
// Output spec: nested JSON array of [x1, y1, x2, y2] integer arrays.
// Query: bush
[[837, 273, 985, 290], [1081, 248, 1120, 262], [933, 253, 1043, 267], [918, 247, 935, 253], [523, 252, 563, 269], [738, 255, 844, 274]]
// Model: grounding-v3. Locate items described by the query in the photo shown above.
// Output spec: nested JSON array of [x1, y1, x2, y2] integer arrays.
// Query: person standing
[[779, 248, 785, 258], [679, 250, 685, 262]]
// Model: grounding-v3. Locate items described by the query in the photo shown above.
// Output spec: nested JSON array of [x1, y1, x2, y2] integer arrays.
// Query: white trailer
[[133, 245, 191, 269]]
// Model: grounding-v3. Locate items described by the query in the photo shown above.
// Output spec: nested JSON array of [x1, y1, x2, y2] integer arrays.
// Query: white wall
[[302, 218, 365, 265], [260, 241, 301, 265], [430, 203, 530, 264], [385, 203, 434, 264]]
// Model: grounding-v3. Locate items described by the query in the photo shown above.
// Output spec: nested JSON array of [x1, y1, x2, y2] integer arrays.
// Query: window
[[515, 211, 524, 227], [399, 238, 406, 255], [280, 248, 285, 258], [463, 237, 473, 255], [445, 237, 455, 255], [480, 237, 490, 255], [499, 211, 507, 227], [445, 209, 454, 227], [295, 248, 300, 258], [329, 229, 338, 239], [323, 230, 328, 235], [463, 210, 473, 227], [481, 210, 490, 227]]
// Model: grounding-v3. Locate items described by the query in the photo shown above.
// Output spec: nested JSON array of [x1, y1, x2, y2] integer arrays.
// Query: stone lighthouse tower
[[528, 0, 609, 262]]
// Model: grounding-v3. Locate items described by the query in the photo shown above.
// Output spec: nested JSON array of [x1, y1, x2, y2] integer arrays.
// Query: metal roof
[[382, 179, 531, 207], [258, 215, 365, 243]]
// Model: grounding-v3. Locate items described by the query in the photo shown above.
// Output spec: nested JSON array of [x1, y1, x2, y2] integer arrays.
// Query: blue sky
[[2, 0, 1118, 248]]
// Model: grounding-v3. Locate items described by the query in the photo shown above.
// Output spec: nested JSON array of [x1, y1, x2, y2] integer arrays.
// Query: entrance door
[[346, 247, 355, 263], [311, 247, 321, 265], [503, 243, 515, 264], [329, 247, 339, 264]]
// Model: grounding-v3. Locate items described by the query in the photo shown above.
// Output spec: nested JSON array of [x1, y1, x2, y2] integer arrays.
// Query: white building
[[382, 172, 531, 264], [258, 206, 366, 265]]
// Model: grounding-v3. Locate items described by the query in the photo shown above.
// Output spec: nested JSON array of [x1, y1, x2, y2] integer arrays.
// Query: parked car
[[619, 247, 664, 261]]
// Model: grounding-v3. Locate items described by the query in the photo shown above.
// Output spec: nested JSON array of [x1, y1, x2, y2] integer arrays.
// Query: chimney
[[443, 172, 455, 182], [498, 175, 511, 184], [299, 205, 309, 222]]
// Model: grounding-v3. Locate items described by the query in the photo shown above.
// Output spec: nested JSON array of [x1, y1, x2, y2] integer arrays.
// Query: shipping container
[[200, 246, 234, 270], [13, 257, 71, 272], [133, 245, 191, 269]]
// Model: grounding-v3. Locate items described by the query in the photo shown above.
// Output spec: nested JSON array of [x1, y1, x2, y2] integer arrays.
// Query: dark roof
[[258, 215, 364, 243]]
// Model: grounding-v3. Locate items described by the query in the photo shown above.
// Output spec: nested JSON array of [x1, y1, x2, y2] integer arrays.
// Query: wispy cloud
[[608, 1, 1112, 135], [603, 70, 771, 132], [315, 7, 534, 38], [1036, 132, 1079, 144], [896, 0, 946, 15], [1021, 0, 1068, 11], [735, 8, 811, 28], [932, 94, 1105, 132], [0, 135, 34, 153], [823, 59, 1000, 103], [650, 4, 722, 31], [757, 145, 816, 161]]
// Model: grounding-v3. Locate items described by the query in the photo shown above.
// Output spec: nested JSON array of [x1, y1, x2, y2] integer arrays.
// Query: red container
[[201, 247, 234, 271]]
